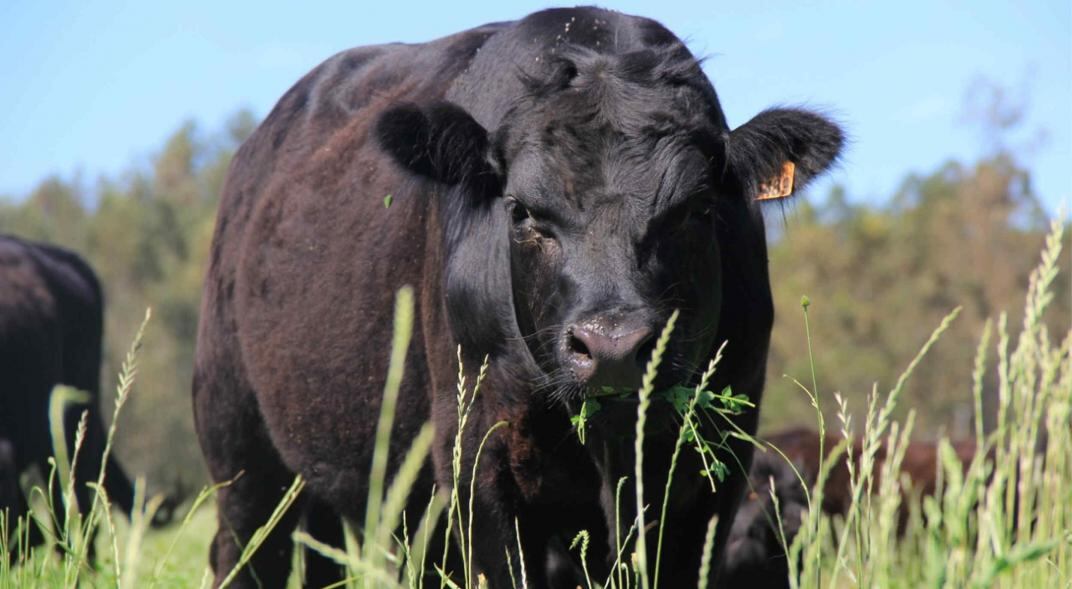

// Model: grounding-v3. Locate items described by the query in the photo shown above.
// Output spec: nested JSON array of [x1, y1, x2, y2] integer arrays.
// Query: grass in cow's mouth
[[571, 359, 757, 489]]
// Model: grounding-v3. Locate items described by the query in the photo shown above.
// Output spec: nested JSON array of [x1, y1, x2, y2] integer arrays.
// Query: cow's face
[[377, 49, 843, 399], [497, 102, 724, 397]]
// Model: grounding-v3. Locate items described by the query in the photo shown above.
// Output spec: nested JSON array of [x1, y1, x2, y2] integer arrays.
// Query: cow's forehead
[[499, 57, 723, 218], [506, 133, 711, 218]]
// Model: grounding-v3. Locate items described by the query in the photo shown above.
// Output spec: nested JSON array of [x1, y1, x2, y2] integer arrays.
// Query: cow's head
[[377, 46, 842, 400]]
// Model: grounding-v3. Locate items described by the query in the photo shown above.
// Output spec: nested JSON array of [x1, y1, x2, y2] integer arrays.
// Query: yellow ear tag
[[756, 161, 796, 201]]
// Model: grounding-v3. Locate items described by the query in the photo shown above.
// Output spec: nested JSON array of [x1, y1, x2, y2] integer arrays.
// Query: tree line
[[1, 109, 1065, 488]]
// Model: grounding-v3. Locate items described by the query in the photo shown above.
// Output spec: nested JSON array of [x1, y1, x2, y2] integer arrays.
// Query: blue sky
[[1, 1, 1069, 211]]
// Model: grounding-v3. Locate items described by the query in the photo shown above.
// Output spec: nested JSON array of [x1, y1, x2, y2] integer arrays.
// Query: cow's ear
[[727, 108, 844, 202], [376, 101, 499, 190]]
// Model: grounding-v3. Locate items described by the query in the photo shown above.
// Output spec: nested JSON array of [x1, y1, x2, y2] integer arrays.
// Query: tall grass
[[785, 217, 1070, 589], [1, 220, 1068, 588], [0, 308, 216, 588]]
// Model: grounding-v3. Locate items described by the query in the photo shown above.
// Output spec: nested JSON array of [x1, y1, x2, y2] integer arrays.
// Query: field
[[1, 221, 1069, 588]]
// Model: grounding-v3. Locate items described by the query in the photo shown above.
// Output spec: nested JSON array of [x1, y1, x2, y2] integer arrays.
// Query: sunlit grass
[[1, 220, 1068, 588]]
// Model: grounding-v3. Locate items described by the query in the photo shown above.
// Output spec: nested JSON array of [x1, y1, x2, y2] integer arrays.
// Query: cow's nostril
[[567, 332, 592, 360]]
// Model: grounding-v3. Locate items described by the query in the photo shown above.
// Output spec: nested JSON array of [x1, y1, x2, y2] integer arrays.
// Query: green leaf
[[571, 398, 602, 445], [660, 385, 693, 413], [383, 194, 393, 208], [582, 398, 601, 418]]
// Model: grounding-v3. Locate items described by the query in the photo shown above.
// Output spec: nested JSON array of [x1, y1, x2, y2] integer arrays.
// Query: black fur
[[728, 108, 844, 199], [376, 102, 499, 192], [194, 7, 843, 588]]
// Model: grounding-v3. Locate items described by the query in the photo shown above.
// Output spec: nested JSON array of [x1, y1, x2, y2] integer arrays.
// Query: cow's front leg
[[466, 491, 552, 588], [440, 441, 564, 588], [437, 434, 587, 587]]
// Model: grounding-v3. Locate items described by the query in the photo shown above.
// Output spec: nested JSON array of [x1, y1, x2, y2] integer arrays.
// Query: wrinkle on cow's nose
[[565, 320, 655, 391]]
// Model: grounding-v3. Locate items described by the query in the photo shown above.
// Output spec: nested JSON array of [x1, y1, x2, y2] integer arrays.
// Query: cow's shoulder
[[261, 20, 509, 138], [215, 20, 509, 237]]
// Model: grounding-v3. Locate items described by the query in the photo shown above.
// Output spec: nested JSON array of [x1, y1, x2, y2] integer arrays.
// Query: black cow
[[193, 7, 843, 587], [0, 235, 144, 555]]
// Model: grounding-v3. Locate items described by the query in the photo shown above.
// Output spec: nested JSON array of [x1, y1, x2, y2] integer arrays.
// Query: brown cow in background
[[764, 427, 978, 519], [723, 427, 981, 587]]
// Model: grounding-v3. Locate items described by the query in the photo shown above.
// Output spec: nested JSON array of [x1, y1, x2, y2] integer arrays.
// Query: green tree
[[763, 152, 1067, 437]]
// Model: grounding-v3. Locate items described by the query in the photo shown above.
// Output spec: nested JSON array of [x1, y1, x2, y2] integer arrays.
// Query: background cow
[[193, 7, 843, 587], [763, 427, 978, 522], [724, 430, 982, 588], [0, 235, 152, 555]]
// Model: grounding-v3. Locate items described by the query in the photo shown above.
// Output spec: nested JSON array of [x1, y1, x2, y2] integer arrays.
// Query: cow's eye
[[508, 198, 532, 226], [507, 197, 555, 246]]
